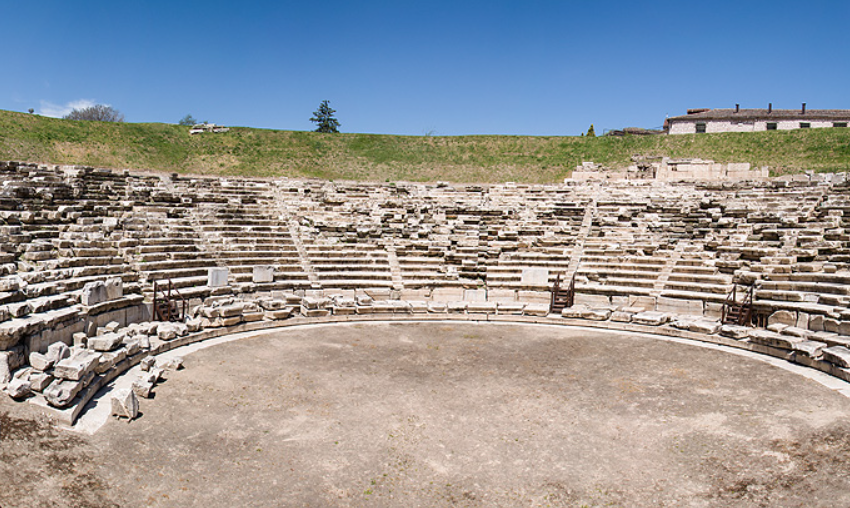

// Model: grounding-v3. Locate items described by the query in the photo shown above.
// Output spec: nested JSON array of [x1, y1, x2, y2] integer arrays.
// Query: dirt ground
[[2, 322, 850, 508]]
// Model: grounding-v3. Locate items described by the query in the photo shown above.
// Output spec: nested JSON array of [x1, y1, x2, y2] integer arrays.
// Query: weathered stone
[[793, 341, 826, 358], [186, 317, 203, 332], [220, 315, 243, 326], [111, 388, 139, 420], [252, 265, 274, 283], [631, 311, 669, 326], [88, 332, 123, 351], [53, 349, 100, 381], [768, 310, 796, 327], [46, 341, 71, 363], [447, 301, 468, 313], [265, 308, 293, 320], [822, 346, 850, 368], [748, 329, 803, 350], [44, 378, 84, 407], [104, 321, 121, 333], [467, 302, 497, 314], [218, 304, 243, 317], [522, 303, 548, 317], [408, 301, 429, 313], [162, 356, 184, 371], [5, 377, 31, 399], [105, 277, 123, 300], [808, 315, 825, 332], [29, 371, 53, 392], [80, 280, 108, 307], [781, 326, 813, 339], [132, 378, 154, 399], [719, 324, 750, 339], [427, 302, 448, 313], [259, 299, 287, 311], [140, 356, 156, 372], [242, 312, 264, 322], [207, 267, 229, 287], [7, 301, 31, 318], [520, 268, 549, 287], [0, 348, 25, 385], [610, 311, 633, 322], [29, 351, 53, 371]]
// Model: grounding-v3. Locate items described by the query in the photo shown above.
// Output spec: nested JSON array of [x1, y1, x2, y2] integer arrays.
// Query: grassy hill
[[1, 109, 849, 183]]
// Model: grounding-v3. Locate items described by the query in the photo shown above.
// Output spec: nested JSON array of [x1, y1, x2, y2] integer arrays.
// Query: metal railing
[[152, 279, 187, 322]]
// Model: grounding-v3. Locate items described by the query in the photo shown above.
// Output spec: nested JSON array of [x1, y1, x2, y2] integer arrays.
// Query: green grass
[[1, 109, 849, 183]]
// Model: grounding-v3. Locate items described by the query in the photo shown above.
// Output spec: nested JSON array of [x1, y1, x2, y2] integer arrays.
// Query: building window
[[800, 122, 811, 129], [835, 122, 848, 128], [695, 122, 706, 133], [766, 123, 778, 130]]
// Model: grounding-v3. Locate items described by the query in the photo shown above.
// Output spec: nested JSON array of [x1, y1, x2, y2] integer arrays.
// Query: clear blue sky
[[3, 1, 848, 136]]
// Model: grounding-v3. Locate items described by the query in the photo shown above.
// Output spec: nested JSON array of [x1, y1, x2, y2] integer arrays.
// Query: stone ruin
[[1, 159, 850, 424], [572, 156, 771, 182]]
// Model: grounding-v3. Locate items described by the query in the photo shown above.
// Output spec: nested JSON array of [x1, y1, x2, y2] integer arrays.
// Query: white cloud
[[39, 99, 100, 118]]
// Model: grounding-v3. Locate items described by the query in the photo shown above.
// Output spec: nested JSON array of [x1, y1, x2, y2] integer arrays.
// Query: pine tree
[[310, 100, 341, 133], [586, 124, 596, 137]]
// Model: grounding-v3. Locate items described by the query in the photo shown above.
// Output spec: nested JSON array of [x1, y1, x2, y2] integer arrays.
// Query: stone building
[[665, 104, 850, 135]]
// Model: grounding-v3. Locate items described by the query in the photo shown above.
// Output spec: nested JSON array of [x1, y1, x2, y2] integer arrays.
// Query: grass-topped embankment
[[1, 109, 849, 183]]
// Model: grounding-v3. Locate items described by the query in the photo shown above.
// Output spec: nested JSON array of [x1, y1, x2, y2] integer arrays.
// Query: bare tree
[[64, 104, 124, 122]]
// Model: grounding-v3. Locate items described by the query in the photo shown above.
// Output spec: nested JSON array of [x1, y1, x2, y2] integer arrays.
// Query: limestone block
[[242, 302, 261, 314], [356, 295, 374, 306], [29, 372, 53, 392], [44, 378, 84, 407], [140, 356, 157, 372], [105, 278, 123, 300], [631, 311, 669, 326], [46, 342, 71, 364], [88, 333, 124, 352], [768, 310, 796, 327], [463, 289, 487, 302], [220, 316, 243, 326], [390, 300, 412, 313], [5, 377, 31, 399], [561, 305, 589, 319], [208, 267, 229, 287], [431, 288, 464, 302], [243, 312, 264, 322], [300, 307, 330, 318], [808, 315, 824, 332], [521, 268, 549, 287], [355, 305, 374, 315], [522, 303, 548, 317], [265, 308, 293, 320], [0, 348, 25, 385], [141, 367, 163, 384], [332, 306, 356, 316], [822, 346, 850, 368], [657, 297, 703, 317], [94, 354, 116, 375], [467, 302, 497, 314], [81, 281, 108, 307], [122, 339, 140, 356], [370, 301, 393, 313], [748, 329, 803, 350], [574, 293, 611, 307], [252, 265, 275, 284], [110, 388, 139, 420], [132, 378, 154, 399], [584, 308, 611, 321], [497, 302, 526, 315], [408, 301, 429, 313], [137, 335, 151, 350], [796, 312, 810, 329], [793, 341, 826, 358], [447, 301, 468, 313], [260, 299, 287, 311], [427, 302, 448, 313], [203, 307, 220, 319], [162, 356, 184, 371], [219, 304, 244, 318], [610, 311, 633, 323], [54, 349, 100, 381], [104, 321, 121, 333], [29, 351, 53, 371], [7, 301, 32, 318], [487, 290, 517, 303], [823, 318, 840, 334], [781, 326, 813, 339], [767, 323, 789, 334], [301, 297, 329, 310], [186, 317, 203, 332]]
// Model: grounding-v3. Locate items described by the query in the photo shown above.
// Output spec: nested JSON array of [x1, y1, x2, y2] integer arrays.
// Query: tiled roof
[[667, 108, 850, 122]]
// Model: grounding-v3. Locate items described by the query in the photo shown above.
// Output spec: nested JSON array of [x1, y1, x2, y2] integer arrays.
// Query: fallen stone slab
[[44, 375, 89, 408], [719, 324, 750, 340], [29, 351, 54, 371], [162, 356, 184, 371], [522, 303, 547, 317], [104, 321, 121, 333], [132, 378, 154, 399], [748, 329, 804, 350], [427, 302, 448, 313], [823, 346, 850, 368], [332, 306, 357, 316], [29, 371, 53, 392], [46, 342, 71, 364], [54, 349, 100, 381], [5, 377, 31, 399], [354, 305, 374, 315], [781, 326, 814, 339], [265, 308, 293, 320], [793, 340, 827, 358], [88, 332, 124, 352], [242, 312, 264, 322], [631, 311, 669, 326], [300, 307, 330, 318], [140, 356, 156, 372], [111, 388, 139, 421]]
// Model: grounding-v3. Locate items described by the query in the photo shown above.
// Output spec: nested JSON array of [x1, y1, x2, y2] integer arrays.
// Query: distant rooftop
[[668, 107, 850, 122]]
